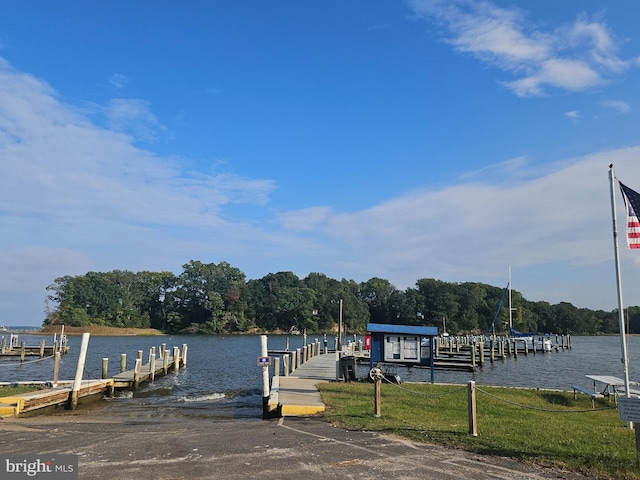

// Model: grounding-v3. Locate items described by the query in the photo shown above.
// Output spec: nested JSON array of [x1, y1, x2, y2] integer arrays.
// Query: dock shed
[[366, 323, 438, 383]]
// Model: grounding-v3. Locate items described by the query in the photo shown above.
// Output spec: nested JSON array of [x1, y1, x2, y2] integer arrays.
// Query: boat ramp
[[0, 335, 187, 418]]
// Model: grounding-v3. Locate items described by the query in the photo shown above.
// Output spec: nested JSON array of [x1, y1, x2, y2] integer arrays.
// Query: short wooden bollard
[[478, 341, 484, 366], [468, 380, 478, 436], [283, 355, 290, 376], [39, 339, 45, 358], [102, 358, 109, 379], [120, 353, 127, 373], [137, 350, 143, 362], [296, 348, 302, 367]]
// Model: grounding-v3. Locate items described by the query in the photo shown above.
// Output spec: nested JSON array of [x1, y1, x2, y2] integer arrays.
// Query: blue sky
[[2, 1, 640, 326]]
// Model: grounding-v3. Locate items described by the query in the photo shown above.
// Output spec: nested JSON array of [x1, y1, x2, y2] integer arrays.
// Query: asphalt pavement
[[0, 407, 589, 480]]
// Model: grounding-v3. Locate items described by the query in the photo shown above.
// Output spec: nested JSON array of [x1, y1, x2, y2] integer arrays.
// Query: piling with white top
[[69, 333, 90, 410]]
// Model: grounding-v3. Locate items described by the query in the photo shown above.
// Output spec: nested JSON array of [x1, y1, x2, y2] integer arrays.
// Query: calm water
[[1, 333, 639, 419]]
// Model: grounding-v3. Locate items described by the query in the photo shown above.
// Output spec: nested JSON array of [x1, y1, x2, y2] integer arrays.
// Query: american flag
[[619, 181, 640, 249]]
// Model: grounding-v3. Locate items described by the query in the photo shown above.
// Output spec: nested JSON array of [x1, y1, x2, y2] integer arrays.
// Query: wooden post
[[478, 340, 485, 366], [1, 336, 5, 354], [173, 346, 180, 372], [20, 341, 26, 363], [471, 343, 476, 371], [181, 344, 188, 367], [149, 348, 156, 382], [468, 380, 478, 436], [274, 357, 280, 377], [102, 358, 108, 379], [283, 354, 290, 376], [133, 358, 141, 389], [524, 340, 529, 355], [285, 337, 290, 352], [490, 338, 495, 363], [120, 353, 127, 373], [261, 335, 270, 418], [69, 333, 90, 410], [39, 339, 45, 358], [163, 349, 169, 374], [137, 350, 143, 362], [296, 348, 302, 367], [374, 379, 382, 418], [53, 351, 60, 387]]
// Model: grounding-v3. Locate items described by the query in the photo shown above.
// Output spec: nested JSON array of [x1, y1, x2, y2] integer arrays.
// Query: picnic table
[[585, 375, 627, 402]]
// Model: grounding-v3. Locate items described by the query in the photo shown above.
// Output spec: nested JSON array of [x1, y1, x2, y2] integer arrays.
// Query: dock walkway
[[0, 349, 185, 418], [269, 353, 339, 416]]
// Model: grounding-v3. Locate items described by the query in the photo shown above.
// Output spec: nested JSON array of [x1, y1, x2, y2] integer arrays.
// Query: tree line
[[43, 260, 637, 335]]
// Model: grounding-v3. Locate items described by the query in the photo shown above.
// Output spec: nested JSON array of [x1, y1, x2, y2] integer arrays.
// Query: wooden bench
[[572, 385, 604, 408]]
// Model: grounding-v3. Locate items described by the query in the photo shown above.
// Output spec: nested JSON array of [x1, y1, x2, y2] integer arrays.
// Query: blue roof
[[366, 323, 438, 336]]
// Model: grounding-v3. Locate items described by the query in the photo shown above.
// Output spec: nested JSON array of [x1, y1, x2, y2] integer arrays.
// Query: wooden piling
[[163, 349, 169, 374], [20, 341, 26, 363], [39, 340, 45, 358], [53, 351, 60, 387], [149, 349, 156, 382], [133, 358, 141, 389], [69, 333, 90, 410], [120, 353, 127, 373], [274, 356, 280, 377], [102, 358, 109, 379], [1, 337, 5, 354], [173, 347, 180, 372], [283, 354, 290, 376], [181, 344, 188, 367]]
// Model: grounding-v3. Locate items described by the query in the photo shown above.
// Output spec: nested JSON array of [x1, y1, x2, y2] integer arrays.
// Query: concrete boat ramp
[[268, 352, 340, 416]]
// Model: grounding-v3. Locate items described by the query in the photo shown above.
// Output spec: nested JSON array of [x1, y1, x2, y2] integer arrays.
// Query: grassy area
[[39, 326, 163, 336], [0, 385, 42, 397], [318, 382, 639, 480]]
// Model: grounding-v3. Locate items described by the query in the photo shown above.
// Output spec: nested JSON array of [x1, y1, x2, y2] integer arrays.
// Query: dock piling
[[102, 358, 108, 379], [69, 333, 90, 410]]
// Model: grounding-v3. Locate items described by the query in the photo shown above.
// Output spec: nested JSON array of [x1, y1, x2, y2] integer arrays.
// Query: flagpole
[[608, 164, 631, 405]]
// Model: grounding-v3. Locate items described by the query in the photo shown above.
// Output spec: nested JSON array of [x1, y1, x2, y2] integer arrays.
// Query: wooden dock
[[0, 333, 70, 358], [0, 343, 187, 418]]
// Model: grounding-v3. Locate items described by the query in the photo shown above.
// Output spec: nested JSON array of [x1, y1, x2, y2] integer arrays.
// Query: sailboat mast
[[508, 266, 513, 330]]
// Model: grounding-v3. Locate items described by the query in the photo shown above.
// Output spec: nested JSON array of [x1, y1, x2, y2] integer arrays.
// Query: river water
[[1, 333, 639, 420]]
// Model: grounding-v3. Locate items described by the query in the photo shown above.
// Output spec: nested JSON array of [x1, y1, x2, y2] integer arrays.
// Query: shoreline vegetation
[[318, 382, 638, 480]]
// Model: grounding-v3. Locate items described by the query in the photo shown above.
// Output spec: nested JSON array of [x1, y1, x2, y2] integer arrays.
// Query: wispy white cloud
[[565, 110, 580, 119], [108, 73, 129, 90], [408, 0, 636, 96], [601, 99, 631, 113], [2, 55, 640, 325]]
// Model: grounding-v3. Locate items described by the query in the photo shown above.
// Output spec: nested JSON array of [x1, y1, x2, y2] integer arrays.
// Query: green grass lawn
[[318, 381, 639, 480], [0, 386, 42, 397]]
